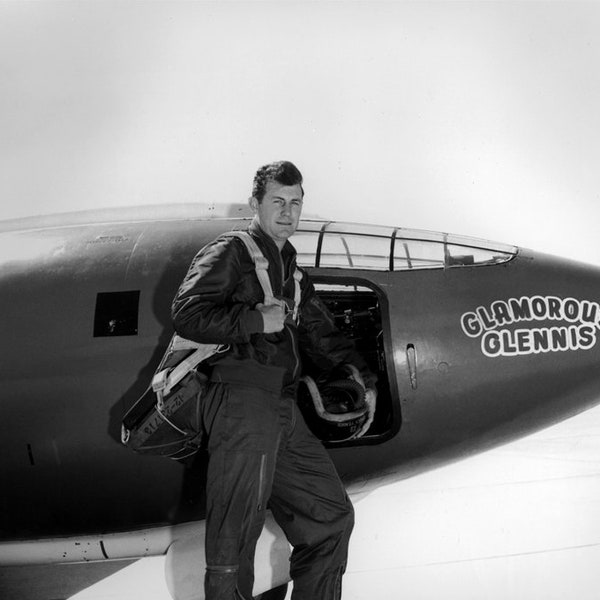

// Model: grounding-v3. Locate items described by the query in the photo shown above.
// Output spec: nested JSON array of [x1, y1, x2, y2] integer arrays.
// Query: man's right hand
[[256, 302, 286, 333]]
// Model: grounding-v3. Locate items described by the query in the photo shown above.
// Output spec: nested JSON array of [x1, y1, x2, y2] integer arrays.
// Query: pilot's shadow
[[106, 254, 210, 520], [107, 259, 181, 446]]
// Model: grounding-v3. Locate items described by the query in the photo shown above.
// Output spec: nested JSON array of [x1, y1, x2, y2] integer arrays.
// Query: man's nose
[[281, 202, 291, 216]]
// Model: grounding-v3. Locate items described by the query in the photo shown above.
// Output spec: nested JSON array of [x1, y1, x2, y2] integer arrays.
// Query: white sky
[[2, 1, 600, 264]]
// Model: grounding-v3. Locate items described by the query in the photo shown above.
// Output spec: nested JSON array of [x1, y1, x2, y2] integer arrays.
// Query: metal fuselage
[[2, 208, 600, 550]]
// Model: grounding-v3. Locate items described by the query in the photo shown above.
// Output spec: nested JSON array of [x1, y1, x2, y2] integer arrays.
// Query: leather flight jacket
[[172, 220, 373, 398]]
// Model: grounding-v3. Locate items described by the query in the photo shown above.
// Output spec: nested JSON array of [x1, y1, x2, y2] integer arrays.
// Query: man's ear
[[248, 196, 259, 213]]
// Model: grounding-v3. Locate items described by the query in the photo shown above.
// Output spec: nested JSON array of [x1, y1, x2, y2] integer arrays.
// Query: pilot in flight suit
[[171, 161, 376, 600]]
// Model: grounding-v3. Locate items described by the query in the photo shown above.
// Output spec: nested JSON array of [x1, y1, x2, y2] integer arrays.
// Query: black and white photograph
[[2, 2, 600, 599]]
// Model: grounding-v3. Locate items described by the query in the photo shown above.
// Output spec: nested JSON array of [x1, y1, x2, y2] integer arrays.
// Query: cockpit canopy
[[294, 220, 517, 271]]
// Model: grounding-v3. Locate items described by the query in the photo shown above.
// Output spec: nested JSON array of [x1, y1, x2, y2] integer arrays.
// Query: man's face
[[251, 181, 303, 248]]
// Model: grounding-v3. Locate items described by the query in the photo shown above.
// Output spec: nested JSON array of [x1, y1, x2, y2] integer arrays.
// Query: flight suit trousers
[[202, 381, 354, 600]]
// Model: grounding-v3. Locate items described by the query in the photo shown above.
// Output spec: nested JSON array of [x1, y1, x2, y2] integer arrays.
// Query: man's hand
[[257, 302, 286, 333]]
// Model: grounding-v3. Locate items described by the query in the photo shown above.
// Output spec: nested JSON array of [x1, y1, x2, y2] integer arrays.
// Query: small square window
[[94, 291, 140, 337]]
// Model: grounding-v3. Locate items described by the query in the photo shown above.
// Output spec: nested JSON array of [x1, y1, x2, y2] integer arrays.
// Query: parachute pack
[[120, 231, 301, 460]]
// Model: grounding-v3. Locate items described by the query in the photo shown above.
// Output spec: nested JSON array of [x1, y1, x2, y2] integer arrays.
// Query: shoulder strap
[[226, 230, 303, 319], [292, 268, 302, 321], [225, 230, 275, 305], [151, 230, 303, 402]]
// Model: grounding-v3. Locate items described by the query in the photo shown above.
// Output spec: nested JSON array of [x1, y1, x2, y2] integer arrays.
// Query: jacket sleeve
[[297, 273, 377, 390], [171, 236, 264, 344]]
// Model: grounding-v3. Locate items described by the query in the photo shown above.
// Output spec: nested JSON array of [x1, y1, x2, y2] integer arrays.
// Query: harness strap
[[152, 340, 223, 399], [152, 230, 302, 401], [225, 231, 275, 305], [227, 230, 302, 319], [292, 268, 303, 321]]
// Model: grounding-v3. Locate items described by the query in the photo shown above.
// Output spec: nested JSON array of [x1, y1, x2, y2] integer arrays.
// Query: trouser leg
[[203, 383, 281, 600], [269, 403, 354, 600]]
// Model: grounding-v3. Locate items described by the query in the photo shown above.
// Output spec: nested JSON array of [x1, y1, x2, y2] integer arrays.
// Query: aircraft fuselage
[[2, 208, 600, 548]]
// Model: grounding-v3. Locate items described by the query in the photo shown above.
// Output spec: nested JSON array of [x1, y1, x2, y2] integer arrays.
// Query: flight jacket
[[171, 220, 375, 398]]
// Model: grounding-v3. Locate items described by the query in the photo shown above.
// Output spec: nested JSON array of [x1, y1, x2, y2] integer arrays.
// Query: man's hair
[[252, 161, 304, 203]]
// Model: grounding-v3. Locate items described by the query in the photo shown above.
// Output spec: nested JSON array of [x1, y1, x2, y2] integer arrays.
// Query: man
[[171, 161, 376, 600]]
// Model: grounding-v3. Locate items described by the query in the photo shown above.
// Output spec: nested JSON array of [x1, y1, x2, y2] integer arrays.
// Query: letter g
[[461, 312, 482, 338]]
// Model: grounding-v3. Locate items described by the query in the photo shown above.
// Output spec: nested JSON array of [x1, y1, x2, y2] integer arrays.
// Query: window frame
[[293, 220, 518, 272]]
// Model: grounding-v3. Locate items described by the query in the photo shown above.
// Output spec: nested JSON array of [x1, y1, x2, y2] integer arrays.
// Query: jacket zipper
[[277, 248, 300, 380], [274, 247, 284, 296]]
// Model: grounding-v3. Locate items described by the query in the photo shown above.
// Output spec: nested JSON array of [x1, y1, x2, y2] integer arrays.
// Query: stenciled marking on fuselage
[[460, 296, 600, 357]]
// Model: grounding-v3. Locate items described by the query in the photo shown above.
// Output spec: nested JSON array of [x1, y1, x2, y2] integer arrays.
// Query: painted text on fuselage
[[460, 296, 600, 357]]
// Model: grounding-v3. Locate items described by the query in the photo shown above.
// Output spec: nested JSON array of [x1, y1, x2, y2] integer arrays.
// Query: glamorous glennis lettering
[[460, 296, 600, 357]]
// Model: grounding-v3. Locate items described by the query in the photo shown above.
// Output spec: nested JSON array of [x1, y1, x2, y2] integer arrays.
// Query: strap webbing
[[226, 231, 275, 305], [227, 231, 302, 317], [152, 230, 302, 400], [152, 340, 221, 398], [292, 268, 302, 321]]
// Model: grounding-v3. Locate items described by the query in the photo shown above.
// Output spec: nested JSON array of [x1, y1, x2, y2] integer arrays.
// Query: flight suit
[[202, 379, 353, 600], [172, 222, 372, 600]]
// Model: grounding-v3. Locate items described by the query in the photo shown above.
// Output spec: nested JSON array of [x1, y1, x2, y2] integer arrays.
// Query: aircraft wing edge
[[0, 522, 203, 566]]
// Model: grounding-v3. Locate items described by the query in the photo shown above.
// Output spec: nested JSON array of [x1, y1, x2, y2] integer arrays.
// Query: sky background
[[2, 1, 600, 265]]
